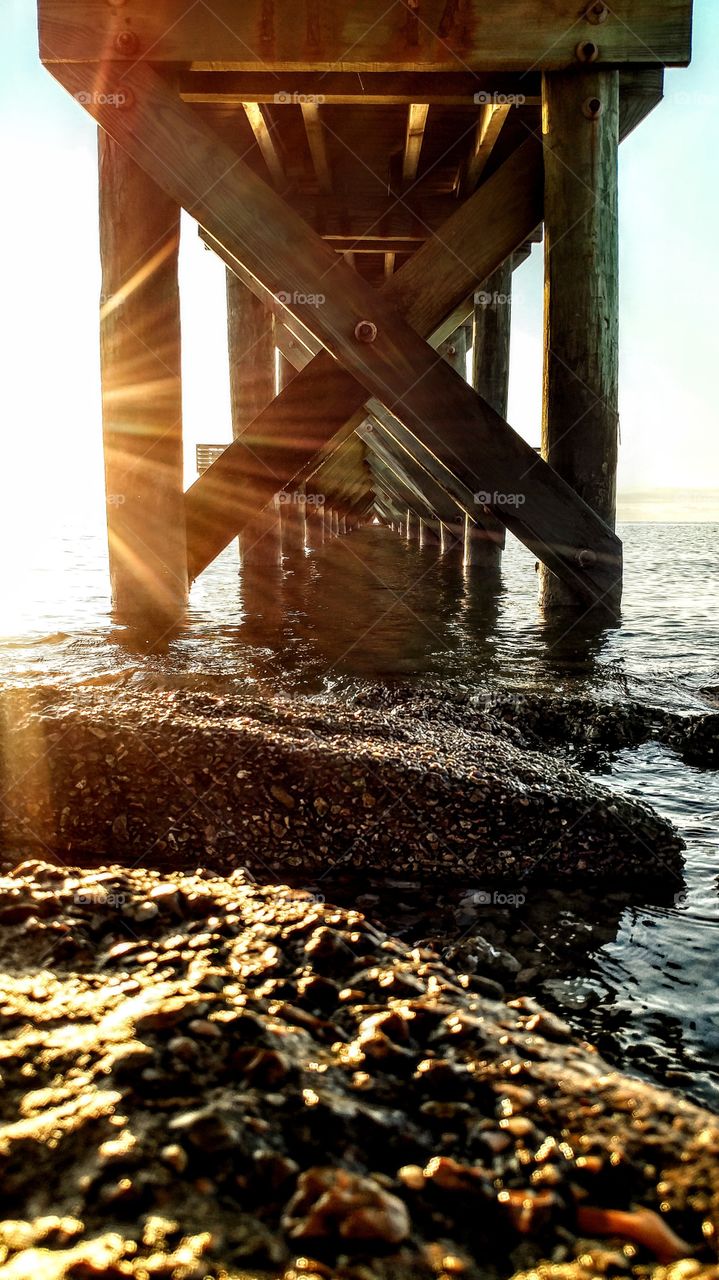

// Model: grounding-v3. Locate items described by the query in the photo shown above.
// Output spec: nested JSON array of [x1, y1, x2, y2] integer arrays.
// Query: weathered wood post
[[540, 68, 621, 610], [281, 482, 307, 556], [473, 264, 512, 421], [98, 132, 187, 626], [462, 294, 509, 574], [226, 272, 283, 567]]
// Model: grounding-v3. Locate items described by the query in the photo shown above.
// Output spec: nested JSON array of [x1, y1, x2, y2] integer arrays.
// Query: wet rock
[[282, 1168, 411, 1246]]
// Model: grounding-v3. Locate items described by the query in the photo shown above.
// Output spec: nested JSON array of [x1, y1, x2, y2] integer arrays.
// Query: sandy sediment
[[0, 860, 717, 1280], [0, 686, 683, 884]]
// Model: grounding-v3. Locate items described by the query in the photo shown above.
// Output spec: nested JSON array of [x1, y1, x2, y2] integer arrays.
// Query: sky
[[0, 0, 717, 541]]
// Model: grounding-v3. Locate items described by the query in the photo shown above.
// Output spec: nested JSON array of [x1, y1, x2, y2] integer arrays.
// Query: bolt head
[[354, 320, 378, 344], [115, 29, 139, 55], [583, 96, 604, 119], [585, 1, 609, 23], [576, 39, 600, 62], [577, 548, 598, 569]]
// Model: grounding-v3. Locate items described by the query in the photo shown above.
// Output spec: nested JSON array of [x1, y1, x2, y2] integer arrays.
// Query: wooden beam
[[301, 102, 332, 194], [191, 138, 544, 569], [384, 252, 396, 282], [179, 71, 542, 107], [242, 103, 285, 188], [461, 104, 511, 194], [540, 67, 620, 610], [359, 422, 460, 522], [186, 138, 546, 578], [39, 1, 694, 69], [97, 130, 187, 626], [617, 66, 665, 139], [403, 103, 430, 185], [57, 65, 618, 603]]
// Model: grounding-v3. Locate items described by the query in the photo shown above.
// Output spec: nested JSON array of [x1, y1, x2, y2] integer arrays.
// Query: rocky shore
[[0, 685, 685, 885], [0, 859, 717, 1280]]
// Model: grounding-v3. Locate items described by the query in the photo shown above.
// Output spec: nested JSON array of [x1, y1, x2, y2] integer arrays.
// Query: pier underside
[[38, 0, 692, 622]]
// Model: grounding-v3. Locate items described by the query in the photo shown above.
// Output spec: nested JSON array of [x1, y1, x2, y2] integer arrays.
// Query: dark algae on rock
[[0, 687, 683, 885], [0, 861, 717, 1279]]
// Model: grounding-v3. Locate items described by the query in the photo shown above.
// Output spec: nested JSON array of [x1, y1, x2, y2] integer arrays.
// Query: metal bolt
[[115, 29, 139, 56], [585, 1, 609, 23], [577, 548, 598, 569], [583, 96, 604, 119], [575, 39, 600, 63], [354, 320, 378, 344]]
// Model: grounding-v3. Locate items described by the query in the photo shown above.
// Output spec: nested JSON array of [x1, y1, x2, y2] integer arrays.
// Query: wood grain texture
[[187, 137, 544, 577], [540, 68, 620, 609], [97, 130, 187, 624], [59, 63, 619, 605], [40, 0, 693, 68], [472, 263, 513, 420]]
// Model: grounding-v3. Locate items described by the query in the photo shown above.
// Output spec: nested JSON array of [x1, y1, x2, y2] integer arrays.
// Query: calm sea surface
[[1, 521, 718, 1105]]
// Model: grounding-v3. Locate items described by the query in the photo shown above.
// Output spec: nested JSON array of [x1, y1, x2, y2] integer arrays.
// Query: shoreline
[[0, 858, 717, 1279], [0, 685, 688, 886]]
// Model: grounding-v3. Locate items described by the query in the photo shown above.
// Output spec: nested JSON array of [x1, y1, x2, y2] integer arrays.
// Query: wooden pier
[[38, 1, 693, 623]]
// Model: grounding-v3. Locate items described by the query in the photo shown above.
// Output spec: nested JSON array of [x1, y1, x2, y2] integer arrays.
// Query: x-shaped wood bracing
[[51, 61, 622, 608]]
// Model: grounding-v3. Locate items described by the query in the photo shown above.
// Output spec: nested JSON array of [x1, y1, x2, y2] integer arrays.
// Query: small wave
[[1, 631, 70, 649]]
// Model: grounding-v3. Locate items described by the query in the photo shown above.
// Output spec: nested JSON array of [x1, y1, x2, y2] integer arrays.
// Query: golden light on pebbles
[[423, 1242, 468, 1273], [302, 1089, 320, 1107]]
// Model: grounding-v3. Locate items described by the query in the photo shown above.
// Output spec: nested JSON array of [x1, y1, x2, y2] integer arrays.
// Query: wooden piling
[[226, 273, 282, 566], [540, 67, 621, 610], [281, 482, 307, 556], [472, 264, 512, 421], [98, 131, 187, 626]]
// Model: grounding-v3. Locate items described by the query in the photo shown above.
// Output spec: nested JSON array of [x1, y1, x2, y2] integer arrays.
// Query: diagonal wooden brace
[[192, 135, 543, 577], [52, 62, 621, 607]]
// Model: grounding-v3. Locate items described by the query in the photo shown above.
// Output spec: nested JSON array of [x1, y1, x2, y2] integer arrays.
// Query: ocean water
[[0, 521, 718, 1105]]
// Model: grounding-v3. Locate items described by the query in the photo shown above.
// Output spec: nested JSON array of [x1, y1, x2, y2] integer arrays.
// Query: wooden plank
[[97, 130, 187, 625], [540, 67, 620, 609], [178, 71, 542, 106], [384, 252, 396, 282], [403, 103, 430, 184], [56, 64, 619, 603], [243, 103, 285, 188], [462, 104, 510, 194], [39, 0, 694, 69], [301, 102, 332, 194], [618, 65, 665, 139]]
